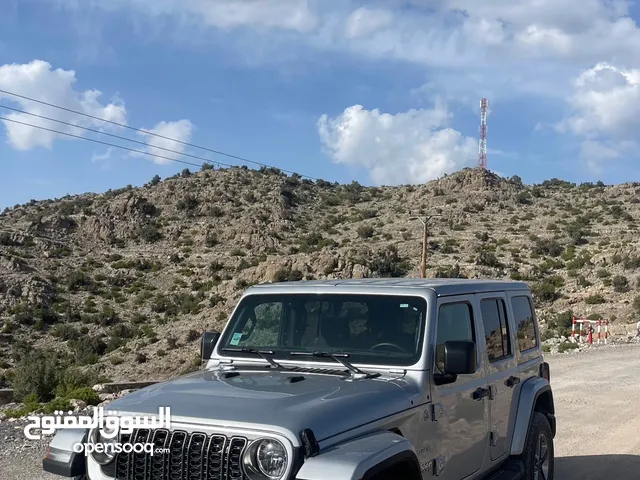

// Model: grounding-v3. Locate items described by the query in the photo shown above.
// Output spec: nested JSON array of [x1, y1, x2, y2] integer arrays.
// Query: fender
[[42, 428, 88, 477], [295, 430, 421, 480], [509, 376, 555, 456]]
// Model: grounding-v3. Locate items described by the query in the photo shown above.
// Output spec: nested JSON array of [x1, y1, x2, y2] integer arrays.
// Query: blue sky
[[1, 0, 639, 209]]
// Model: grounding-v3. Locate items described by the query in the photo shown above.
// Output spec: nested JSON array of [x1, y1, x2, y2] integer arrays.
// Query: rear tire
[[519, 412, 554, 480]]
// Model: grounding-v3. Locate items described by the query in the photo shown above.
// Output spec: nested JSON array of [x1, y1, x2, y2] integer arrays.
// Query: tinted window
[[218, 293, 427, 366], [435, 302, 475, 374], [480, 298, 511, 361], [235, 302, 283, 347], [511, 296, 537, 351]]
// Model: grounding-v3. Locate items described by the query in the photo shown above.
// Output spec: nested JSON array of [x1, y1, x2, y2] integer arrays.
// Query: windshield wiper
[[289, 351, 380, 379], [222, 347, 287, 370]]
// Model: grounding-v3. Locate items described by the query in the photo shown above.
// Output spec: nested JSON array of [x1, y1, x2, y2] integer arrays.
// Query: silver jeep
[[43, 278, 555, 480]]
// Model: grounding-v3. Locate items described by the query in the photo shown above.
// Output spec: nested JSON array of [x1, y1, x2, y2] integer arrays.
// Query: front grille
[[101, 429, 248, 480]]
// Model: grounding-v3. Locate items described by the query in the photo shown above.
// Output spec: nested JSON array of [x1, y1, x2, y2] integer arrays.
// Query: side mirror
[[443, 340, 477, 375], [201, 331, 221, 362]]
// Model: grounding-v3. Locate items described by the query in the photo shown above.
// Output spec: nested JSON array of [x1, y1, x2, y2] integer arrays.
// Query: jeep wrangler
[[43, 278, 555, 480]]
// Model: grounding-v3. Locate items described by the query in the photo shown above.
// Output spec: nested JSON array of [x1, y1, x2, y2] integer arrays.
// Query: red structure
[[571, 316, 609, 344], [477, 97, 489, 169]]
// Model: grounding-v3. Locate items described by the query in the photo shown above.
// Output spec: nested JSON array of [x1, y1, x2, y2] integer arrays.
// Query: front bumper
[[42, 428, 88, 478]]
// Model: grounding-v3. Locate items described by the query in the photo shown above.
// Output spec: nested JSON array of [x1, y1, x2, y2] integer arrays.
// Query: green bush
[[42, 397, 72, 414], [476, 251, 501, 268], [435, 264, 466, 279], [585, 294, 606, 304], [64, 387, 100, 406], [368, 246, 411, 277], [51, 324, 81, 341], [532, 238, 564, 257], [3, 395, 42, 418], [541, 330, 554, 341], [273, 268, 304, 282], [558, 342, 579, 353], [55, 366, 99, 398], [551, 311, 574, 331], [9, 349, 63, 402], [577, 275, 592, 287], [612, 275, 629, 293], [531, 282, 560, 303]]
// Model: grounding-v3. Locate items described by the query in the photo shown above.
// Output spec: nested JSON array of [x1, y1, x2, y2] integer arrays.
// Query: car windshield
[[217, 293, 427, 366]]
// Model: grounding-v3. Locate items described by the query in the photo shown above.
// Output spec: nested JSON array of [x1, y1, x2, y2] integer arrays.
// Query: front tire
[[519, 412, 554, 480]]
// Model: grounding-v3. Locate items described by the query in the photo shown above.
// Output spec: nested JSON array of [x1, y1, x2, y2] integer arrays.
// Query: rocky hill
[[2, 165, 640, 395]]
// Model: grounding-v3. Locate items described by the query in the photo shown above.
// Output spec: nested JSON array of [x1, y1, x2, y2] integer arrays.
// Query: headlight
[[243, 438, 288, 480], [89, 425, 118, 466]]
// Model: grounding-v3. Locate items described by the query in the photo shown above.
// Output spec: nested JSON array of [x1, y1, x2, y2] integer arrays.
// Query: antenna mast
[[477, 97, 488, 169]]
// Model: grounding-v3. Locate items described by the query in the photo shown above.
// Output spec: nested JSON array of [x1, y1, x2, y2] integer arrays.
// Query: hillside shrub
[[585, 294, 606, 304], [612, 275, 630, 293], [368, 246, 411, 277]]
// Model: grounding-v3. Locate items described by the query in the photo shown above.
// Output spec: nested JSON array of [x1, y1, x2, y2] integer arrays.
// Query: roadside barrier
[[571, 316, 609, 344]]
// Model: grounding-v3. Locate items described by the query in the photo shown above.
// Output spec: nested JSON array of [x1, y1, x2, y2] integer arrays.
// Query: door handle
[[472, 387, 490, 400], [505, 376, 520, 388]]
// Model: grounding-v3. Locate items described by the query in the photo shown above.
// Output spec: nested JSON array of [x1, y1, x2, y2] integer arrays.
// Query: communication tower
[[477, 97, 488, 169]]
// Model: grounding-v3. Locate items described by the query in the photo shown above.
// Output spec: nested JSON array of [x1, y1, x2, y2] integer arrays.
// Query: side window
[[511, 296, 537, 352], [480, 298, 512, 362], [435, 302, 475, 374]]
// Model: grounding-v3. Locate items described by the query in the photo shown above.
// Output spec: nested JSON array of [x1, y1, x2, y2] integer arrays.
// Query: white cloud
[[0, 59, 127, 150], [579, 139, 638, 174], [49, 0, 640, 173], [90, 147, 114, 170], [91, 147, 113, 163], [133, 119, 195, 164], [344, 7, 393, 39], [57, 0, 317, 33], [0, 59, 196, 164], [54, 0, 640, 97], [186, 0, 317, 32], [317, 101, 477, 185], [556, 62, 640, 168], [558, 62, 640, 139]]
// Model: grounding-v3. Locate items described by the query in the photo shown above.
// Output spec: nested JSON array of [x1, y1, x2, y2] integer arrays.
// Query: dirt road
[[2, 344, 640, 479], [549, 344, 640, 479]]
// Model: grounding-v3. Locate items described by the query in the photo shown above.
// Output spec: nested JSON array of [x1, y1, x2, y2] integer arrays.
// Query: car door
[[431, 296, 490, 480], [476, 292, 519, 461]]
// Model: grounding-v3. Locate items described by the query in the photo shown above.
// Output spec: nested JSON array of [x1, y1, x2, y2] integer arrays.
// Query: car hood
[[104, 367, 419, 442]]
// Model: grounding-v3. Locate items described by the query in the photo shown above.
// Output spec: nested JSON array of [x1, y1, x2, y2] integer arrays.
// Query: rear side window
[[511, 296, 537, 352], [480, 298, 511, 361]]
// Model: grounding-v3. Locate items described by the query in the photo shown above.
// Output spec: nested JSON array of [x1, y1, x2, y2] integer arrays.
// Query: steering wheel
[[371, 342, 407, 353]]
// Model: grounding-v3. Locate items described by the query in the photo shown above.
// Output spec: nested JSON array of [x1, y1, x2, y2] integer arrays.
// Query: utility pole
[[410, 213, 441, 278]]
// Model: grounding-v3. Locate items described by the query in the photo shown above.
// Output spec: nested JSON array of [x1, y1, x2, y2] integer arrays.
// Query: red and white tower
[[477, 97, 488, 169]]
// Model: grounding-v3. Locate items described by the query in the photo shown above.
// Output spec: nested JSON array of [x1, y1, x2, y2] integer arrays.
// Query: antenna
[[477, 97, 488, 169]]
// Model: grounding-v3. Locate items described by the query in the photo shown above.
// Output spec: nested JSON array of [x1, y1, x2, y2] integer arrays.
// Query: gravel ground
[[549, 343, 640, 479], [2, 343, 640, 479]]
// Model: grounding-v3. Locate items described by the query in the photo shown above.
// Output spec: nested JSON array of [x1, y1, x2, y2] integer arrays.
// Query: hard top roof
[[245, 277, 530, 296]]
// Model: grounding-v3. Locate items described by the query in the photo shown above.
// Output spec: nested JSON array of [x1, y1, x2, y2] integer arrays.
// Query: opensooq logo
[[23, 406, 172, 440]]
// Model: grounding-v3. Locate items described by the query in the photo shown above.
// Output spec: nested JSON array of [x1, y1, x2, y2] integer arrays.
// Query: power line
[[0, 88, 319, 180], [0, 115, 212, 169], [0, 103, 234, 169]]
